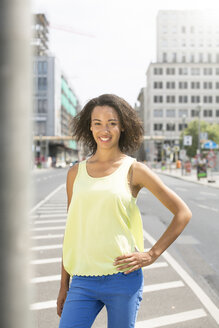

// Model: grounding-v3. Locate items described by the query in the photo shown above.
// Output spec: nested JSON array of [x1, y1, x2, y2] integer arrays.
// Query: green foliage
[[179, 120, 219, 158]]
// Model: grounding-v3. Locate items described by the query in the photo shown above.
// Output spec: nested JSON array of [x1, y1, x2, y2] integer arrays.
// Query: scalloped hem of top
[[71, 271, 125, 277]]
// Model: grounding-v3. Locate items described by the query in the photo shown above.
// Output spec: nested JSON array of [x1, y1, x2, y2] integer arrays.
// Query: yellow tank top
[[63, 156, 144, 276]]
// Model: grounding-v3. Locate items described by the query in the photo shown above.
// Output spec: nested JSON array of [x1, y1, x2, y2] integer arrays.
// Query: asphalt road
[[30, 167, 219, 328]]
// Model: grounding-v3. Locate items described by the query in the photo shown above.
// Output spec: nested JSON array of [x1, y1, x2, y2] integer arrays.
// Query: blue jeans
[[59, 268, 144, 328]]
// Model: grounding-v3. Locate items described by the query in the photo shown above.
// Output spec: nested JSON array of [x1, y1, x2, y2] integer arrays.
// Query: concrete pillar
[[0, 1, 32, 327]]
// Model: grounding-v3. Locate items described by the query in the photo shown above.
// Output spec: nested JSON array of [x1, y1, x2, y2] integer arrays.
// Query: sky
[[31, 0, 219, 107]]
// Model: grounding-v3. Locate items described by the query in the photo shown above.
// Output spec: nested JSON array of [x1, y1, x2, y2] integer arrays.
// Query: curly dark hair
[[71, 94, 144, 154]]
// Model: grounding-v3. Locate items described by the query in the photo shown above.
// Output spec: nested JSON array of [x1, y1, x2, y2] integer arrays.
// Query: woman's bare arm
[[114, 161, 192, 274], [57, 163, 79, 316]]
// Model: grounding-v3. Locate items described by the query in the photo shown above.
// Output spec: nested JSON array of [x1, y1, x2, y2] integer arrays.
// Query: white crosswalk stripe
[[31, 257, 62, 265], [31, 226, 65, 231], [31, 244, 62, 251], [136, 309, 207, 328], [31, 234, 64, 240], [143, 280, 184, 293]]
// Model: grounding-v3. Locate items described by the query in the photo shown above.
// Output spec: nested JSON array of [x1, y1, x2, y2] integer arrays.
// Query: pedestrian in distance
[[57, 94, 192, 328]]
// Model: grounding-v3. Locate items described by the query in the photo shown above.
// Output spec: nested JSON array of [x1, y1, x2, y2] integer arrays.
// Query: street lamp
[[161, 126, 165, 164], [196, 104, 202, 163], [196, 104, 202, 180], [181, 114, 186, 176]]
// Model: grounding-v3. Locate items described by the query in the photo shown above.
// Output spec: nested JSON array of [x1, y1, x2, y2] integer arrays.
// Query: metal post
[[0, 1, 32, 328], [196, 104, 201, 180], [181, 114, 186, 176]]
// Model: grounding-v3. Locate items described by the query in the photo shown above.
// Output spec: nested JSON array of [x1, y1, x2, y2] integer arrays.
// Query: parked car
[[55, 160, 66, 168]]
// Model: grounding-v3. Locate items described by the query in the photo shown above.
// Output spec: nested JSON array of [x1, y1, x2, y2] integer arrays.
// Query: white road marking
[[31, 213, 67, 219], [200, 191, 217, 196], [31, 226, 65, 231], [30, 300, 56, 310], [35, 210, 67, 214], [31, 244, 62, 251], [37, 206, 66, 209], [136, 309, 207, 328], [31, 257, 61, 265], [34, 219, 66, 224], [143, 229, 219, 325], [31, 274, 61, 283], [31, 234, 64, 240], [197, 204, 218, 212], [143, 280, 184, 293], [143, 262, 168, 270], [30, 184, 65, 214]]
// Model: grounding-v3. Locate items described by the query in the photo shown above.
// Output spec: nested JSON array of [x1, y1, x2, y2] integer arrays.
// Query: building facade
[[144, 11, 219, 162], [33, 56, 80, 166]]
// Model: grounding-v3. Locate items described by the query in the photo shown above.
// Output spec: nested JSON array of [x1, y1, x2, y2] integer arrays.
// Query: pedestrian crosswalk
[[30, 185, 219, 328]]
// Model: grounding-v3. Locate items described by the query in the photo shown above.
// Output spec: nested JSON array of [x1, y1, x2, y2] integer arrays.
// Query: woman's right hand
[[57, 286, 68, 317]]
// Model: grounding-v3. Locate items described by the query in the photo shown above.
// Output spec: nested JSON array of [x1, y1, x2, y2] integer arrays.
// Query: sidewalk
[[153, 166, 219, 189]]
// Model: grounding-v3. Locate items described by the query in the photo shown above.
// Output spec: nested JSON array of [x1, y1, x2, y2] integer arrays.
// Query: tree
[[179, 120, 219, 158]]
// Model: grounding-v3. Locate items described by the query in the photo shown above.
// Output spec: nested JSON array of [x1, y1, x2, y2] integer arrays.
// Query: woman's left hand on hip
[[113, 251, 157, 274]]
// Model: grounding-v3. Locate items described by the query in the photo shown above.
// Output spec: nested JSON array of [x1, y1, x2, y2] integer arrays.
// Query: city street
[[30, 167, 219, 328]]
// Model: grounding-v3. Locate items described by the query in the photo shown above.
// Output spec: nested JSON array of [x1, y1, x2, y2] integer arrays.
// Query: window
[[154, 124, 163, 131], [216, 68, 219, 75], [154, 82, 163, 89], [166, 82, 175, 89], [153, 109, 163, 117], [179, 67, 188, 75], [216, 110, 219, 117], [38, 61, 47, 74], [163, 53, 167, 62], [191, 54, 195, 62], [172, 53, 177, 62], [208, 53, 212, 62], [37, 122, 46, 135], [166, 123, 175, 131], [38, 77, 47, 91], [203, 110, 212, 117], [154, 67, 163, 75], [166, 109, 175, 117], [179, 109, 188, 117], [153, 96, 163, 103], [191, 82, 200, 89], [181, 26, 186, 33], [199, 53, 203, 62], [191, 96, 200, 103], [166, 68, 175, 75], [203, 96, 212, 103], [203, 96, 212, 104], [216, 82, 219, 89], [38, 99, 47, 113], [179, 96, 188, 103], [179, 81, 188, 89], [203, 82, 212, 89], [191, 110, 199, 117], [182, 54, 186, 62], [216, 54, 219, 63], [216, 96, 219, 103], [191, 68, 200, 75], [166, 95, 175, 103], [204, 68, 212, 75], [179, 123, 188, 131]]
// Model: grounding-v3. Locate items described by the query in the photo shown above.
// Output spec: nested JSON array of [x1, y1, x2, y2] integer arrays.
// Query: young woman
[[57, 94, 192, 328]]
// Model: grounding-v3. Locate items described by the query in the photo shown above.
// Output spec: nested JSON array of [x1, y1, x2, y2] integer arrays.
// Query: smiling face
[[90, 105, 124, 150]]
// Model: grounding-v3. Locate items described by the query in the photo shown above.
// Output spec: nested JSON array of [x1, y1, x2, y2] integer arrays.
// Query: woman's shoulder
[[67, 162, 80, 182]]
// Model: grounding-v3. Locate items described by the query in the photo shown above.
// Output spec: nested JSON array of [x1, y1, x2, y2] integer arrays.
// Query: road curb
[[154, 170, 219, 189]]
